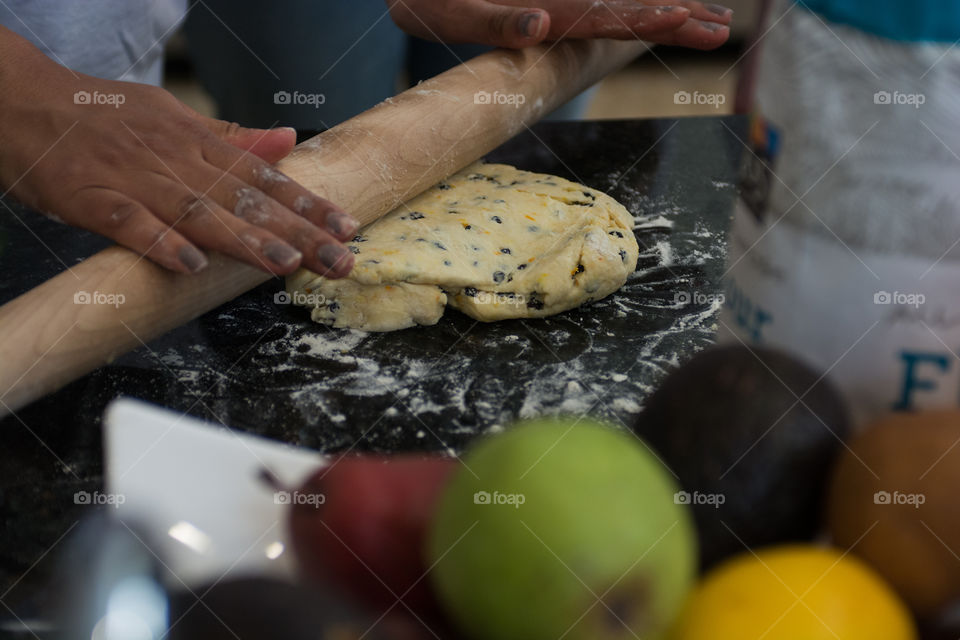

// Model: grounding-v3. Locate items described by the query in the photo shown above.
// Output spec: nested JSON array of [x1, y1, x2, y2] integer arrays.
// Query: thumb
[[197, 114, 297, 164], [462, 2, 550, 48]]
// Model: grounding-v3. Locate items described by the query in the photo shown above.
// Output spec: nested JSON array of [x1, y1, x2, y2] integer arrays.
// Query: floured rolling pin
[[0, 38, 646, 417]]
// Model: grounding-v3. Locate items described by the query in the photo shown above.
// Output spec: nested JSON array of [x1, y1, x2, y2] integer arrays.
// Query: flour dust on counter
[[182, 196, 715, 453], [40, 119, 739, 454], [287, 162, 640, 331], [128, 160, 731, 454]]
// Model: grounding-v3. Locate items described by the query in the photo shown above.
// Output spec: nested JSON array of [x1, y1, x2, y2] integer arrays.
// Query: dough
[[286, 162, 639, 331]]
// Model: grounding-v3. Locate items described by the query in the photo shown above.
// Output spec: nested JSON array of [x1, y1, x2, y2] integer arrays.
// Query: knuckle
[[293, 193, 331, 218], [57, 157, 89, 186], [149, 226, 172, 248], [221, 120, 243, 139], [173, 193, 215, 224], [238, 228, 267, 252], [251, 163, 291, 190], [101, 200, 142, 229], [290, 193, 316, 216], [143, 228, 185, 269], [233, 187, 275, 224], [489, 11, 509, 38]]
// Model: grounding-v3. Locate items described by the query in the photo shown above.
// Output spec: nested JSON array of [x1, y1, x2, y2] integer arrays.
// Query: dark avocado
[[633, 344, 850, 569]]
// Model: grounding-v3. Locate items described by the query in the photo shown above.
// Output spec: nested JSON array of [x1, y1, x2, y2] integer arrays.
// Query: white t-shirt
[[0, 0, 188, 85]]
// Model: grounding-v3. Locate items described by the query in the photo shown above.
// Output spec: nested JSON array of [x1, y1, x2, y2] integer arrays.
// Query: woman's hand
[[0, 27, 356, 277], [388, 0, 733, 51]]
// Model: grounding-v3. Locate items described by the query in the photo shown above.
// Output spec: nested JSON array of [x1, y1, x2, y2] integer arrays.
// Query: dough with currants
[[286, 162, 639, 331]]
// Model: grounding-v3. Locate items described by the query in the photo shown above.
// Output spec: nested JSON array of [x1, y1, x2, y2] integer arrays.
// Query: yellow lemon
[[673, 545, 917, 640]]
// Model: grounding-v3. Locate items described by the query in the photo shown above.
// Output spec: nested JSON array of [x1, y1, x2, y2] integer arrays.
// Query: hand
[[388, 0, 733, 51], [0, 27, 356, 277]]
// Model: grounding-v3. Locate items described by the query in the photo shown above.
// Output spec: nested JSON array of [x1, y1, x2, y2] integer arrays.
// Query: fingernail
[[519, 11, 542, 38], [278, 126, 297, 136], [264, 242, 302, 267], [317, 244, 352, 271], [699, 19, 724, 31], [658, 5, 682, 11], [326, 211, 359, 237], [179, 245, 208, 273], [705, 4, 732, 16]]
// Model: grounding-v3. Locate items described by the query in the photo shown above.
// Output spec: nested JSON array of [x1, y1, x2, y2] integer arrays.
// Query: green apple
[[427, 418, 696, 640]]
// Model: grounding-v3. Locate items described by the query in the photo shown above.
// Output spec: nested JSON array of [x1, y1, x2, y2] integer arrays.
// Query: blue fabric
[[184, 0, 592, 130], [184, 0, 406, 129], [0, 0, 187, 84], [798, 0, 960, 43]]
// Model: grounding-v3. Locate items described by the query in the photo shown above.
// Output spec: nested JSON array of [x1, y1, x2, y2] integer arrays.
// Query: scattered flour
[[255, 165, 290, 186], [655, 240, 675, 266], [152, 160, 727, 453]]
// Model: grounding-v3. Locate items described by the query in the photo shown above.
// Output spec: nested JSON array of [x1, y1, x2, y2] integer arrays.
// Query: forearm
[[0, 24, 79, 138], [0, 25, 56, 87], [0, 25, 77, 199]]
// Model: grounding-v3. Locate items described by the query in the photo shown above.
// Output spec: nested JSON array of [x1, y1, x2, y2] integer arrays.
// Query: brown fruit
[[826, 410, 960, 618], [289, 454, 457, 626]]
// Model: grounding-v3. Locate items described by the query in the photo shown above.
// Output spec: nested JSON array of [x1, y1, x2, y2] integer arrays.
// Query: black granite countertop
[[0, 117, 744, 623]]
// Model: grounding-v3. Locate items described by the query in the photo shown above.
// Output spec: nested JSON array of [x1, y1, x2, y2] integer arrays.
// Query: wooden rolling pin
[[0, 38, 645, 417]]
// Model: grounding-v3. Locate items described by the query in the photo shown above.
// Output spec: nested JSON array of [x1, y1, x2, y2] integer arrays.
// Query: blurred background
[[164, 0, 760, 123]]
